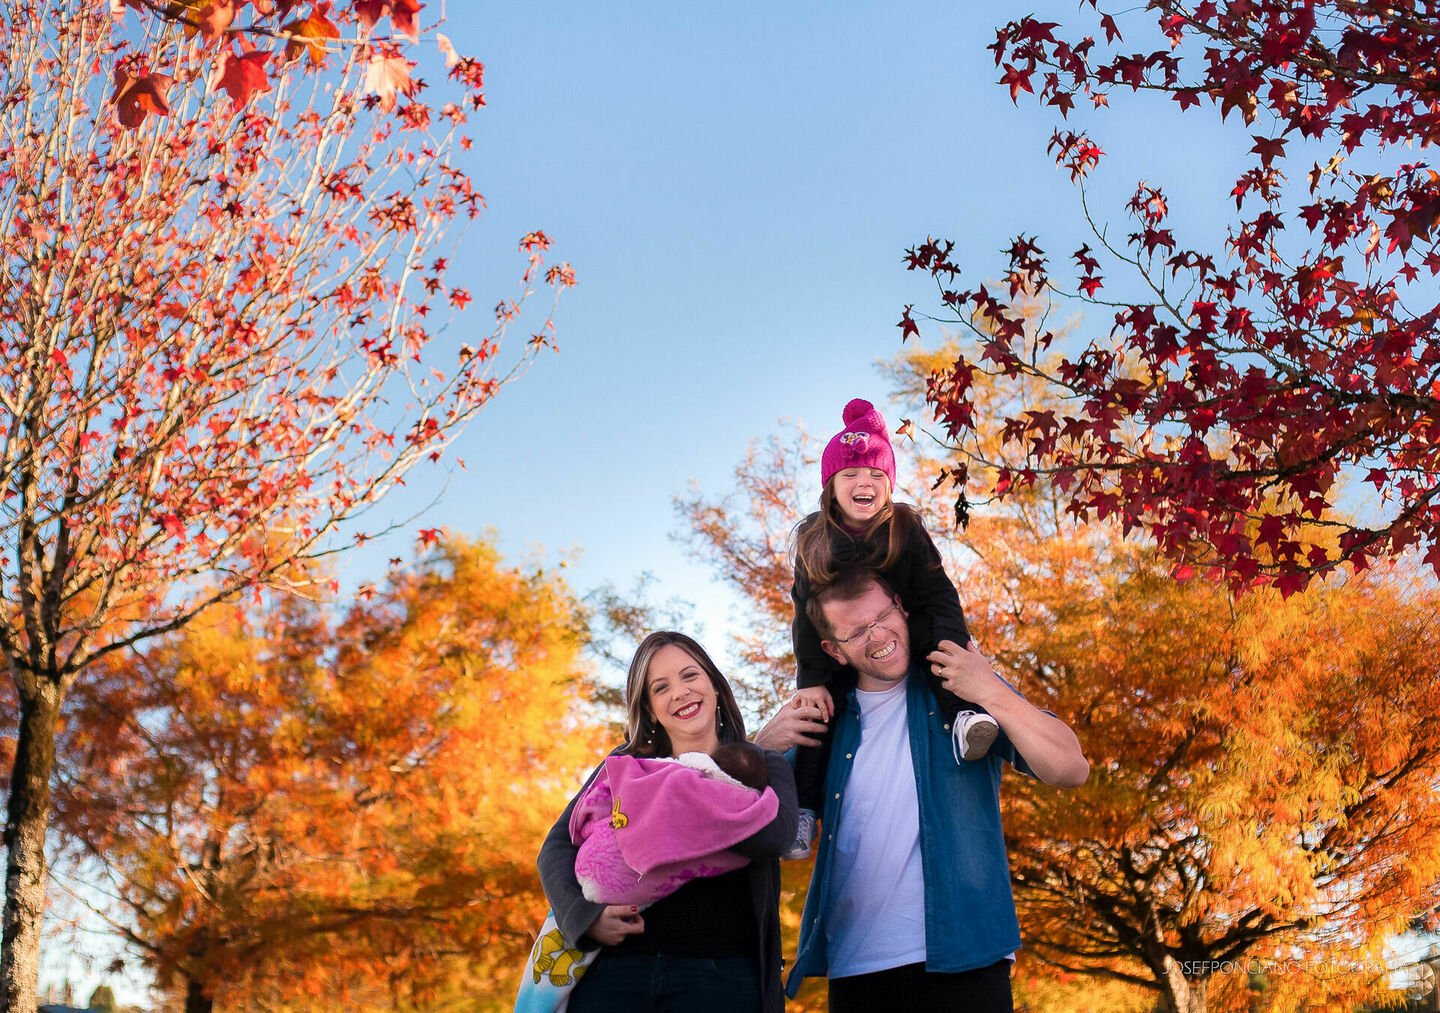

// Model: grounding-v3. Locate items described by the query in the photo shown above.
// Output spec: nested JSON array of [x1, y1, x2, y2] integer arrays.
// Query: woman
[[537, 631, 798, 1013]]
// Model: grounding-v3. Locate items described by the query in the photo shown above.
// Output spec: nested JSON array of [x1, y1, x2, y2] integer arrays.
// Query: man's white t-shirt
[[824, 680, 926, 977]]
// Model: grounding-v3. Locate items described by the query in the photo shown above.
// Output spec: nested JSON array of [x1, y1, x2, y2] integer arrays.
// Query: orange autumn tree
[[51, 537, 603, 1013], [985, 506, 1440, 1013], [0, 2, 572, 1009], [678, 347, 1440, 1013]]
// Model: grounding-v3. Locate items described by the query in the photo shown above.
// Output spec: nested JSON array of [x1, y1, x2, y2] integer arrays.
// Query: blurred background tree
[[51, 537, 602, 1013]]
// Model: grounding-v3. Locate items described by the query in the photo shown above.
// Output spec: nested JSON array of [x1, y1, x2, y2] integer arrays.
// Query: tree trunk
[[0, 678, 63, 1013], [1160, 958, 1208, 1013], [184, 977, 214, 1013]]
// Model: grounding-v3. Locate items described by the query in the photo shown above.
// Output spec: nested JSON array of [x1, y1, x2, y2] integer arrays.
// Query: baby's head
[[819, 398, 896, 528], [710, 742, 770, 792]]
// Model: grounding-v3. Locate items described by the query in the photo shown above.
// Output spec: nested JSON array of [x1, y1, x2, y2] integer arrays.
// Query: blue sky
[[334, 1, 1254, 677]]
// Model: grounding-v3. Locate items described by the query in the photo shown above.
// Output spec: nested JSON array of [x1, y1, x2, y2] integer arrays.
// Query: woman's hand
[[587, 905, 645, 946], [752, 698, 828, 751]]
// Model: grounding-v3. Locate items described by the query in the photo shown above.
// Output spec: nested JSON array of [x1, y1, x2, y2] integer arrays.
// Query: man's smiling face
[[820, 583, 910, 692]]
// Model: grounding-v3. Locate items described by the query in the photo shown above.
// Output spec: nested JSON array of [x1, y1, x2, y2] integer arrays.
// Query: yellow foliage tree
[[52, 537, 603, 1012]]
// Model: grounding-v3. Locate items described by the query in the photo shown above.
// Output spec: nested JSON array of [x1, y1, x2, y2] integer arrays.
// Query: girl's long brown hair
[[793, 480, 920, 589]]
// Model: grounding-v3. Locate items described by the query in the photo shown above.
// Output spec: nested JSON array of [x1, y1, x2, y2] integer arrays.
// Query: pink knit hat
[[820, 398, 896, 491]]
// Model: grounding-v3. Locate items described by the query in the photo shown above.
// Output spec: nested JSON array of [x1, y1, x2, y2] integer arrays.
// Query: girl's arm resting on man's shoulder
[[729, 748, 800, 861], [537, 763, 607, 947]]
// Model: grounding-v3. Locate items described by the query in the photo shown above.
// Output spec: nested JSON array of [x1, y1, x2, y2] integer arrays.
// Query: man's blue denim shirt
[[786, 669, 1034, 997]]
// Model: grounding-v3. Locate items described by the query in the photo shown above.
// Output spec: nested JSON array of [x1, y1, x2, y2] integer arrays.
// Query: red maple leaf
[[354, 0, 386, 29], [1000, 63, 1034, 102], [1218, 84, 1258, 124], [192, 1, 236, 43], [209, 41, 272, 108], [364, 51, 417, 111], [898, 304, 920, 341], [355, 0, 422, 39], [112, 66, 174, 129], [1250, 134, 1287, 168], [390, 0, 422, 40], [159, 513, 186, 540]]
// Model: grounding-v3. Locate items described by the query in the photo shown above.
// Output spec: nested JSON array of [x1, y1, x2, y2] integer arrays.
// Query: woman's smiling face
[[646, 643, 720, 755]]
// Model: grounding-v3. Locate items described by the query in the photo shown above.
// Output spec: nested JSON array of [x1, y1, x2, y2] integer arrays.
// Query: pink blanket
[[570, 753, 779, 906]]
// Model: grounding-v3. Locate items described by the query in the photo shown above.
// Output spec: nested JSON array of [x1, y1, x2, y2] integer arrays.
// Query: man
[[755, 566, 1088, 1012]]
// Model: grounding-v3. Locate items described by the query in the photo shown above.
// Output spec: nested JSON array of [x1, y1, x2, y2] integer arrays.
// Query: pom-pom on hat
[[820, 398, 896, 492]]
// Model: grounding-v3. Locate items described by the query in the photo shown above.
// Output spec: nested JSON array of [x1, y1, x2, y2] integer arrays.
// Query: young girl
[[784, 398, 998, 859]]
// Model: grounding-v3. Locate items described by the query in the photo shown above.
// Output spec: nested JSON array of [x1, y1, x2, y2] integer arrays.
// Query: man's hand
[[587, 905, 644, 946], [927, 639, 1008, 708], [753, 697, 829, 752], [929, 639, 1090, 789]]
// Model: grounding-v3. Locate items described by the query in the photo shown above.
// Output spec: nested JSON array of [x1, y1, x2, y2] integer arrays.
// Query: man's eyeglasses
[[832, 603, 900, 646]]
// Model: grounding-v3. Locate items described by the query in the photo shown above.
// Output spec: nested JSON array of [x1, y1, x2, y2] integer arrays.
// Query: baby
[[570, 742, 777, 907], [516, 744, 778, 1013], [711, 741, 772, 791]]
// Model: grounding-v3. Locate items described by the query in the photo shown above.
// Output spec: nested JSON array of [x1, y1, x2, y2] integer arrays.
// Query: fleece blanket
[[570, 752, 779, 906]]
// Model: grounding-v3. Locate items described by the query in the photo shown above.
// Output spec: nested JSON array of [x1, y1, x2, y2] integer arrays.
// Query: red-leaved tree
[[0, 3, 572, 1010], [903, 2, 1440, 596]]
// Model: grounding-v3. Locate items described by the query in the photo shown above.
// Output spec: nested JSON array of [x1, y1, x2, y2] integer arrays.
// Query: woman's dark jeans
[[568, 952, 762, 1013]]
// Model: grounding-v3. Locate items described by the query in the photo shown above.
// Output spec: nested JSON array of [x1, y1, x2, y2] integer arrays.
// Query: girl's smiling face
[[832, 467, 892, 527], [646, 643, 720, 754]]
